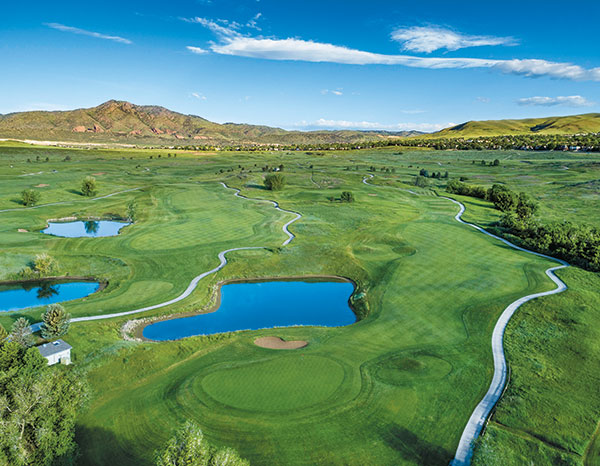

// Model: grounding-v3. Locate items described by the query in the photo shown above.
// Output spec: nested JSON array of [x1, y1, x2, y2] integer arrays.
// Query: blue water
[[143, 280, 356, 341], [42, 220, 130, 237], [0, 281, 100, 312]]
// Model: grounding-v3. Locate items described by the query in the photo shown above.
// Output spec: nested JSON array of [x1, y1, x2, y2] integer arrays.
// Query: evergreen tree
[[41, 304, 71, 339]]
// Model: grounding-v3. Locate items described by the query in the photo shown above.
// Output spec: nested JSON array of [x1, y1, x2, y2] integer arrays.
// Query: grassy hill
[[0, 100, 418, 146], [431, 113, 600, 138]]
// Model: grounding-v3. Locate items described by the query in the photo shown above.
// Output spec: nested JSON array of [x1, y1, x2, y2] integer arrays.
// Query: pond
[[143, 279, 356, 341], [0, 281, 100, 312], [41, 220, 130, 237]]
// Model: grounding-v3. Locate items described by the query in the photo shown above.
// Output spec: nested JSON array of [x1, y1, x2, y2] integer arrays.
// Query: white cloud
[[299, 118, 454, 132], [247, 13, 262, 30], [191, 92, 207, 100], [45, 23, 132, 44], [476, 97, 490, 103], [391, 26, 516, 53], [187, 46, 209, 54], [321, 89, 343, 95], [517, 95, 595, 107], [187, 19, 600, 82]]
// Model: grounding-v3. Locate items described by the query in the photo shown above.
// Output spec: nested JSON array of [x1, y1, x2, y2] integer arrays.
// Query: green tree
[[21, 189, 40, 207], [41, 304, 71, 340], [155, 421, 248, 466], [487, 184, 517, 212], [264, 173, 286, 191], [9, 318, 34, 348], [340, 191, 355, 203], [515, 192, 538, 219], [0, 341, 88, 466], [493, 159, 500, 166], [414, 175, 428, 188], [0, 324, 7, 342], [33, 253, 59, 276], [81, 176, 97, 197]]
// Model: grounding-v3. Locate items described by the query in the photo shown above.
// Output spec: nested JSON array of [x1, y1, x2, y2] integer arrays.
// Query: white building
[[37, 339, 72, 366]]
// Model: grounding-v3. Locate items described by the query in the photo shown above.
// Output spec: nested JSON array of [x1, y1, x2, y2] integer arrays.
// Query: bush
[[264, 173, 286, 191], [81, 176, 97, 197], [33, 253, 59, 276], [21, 189, 40, 206], [340, 191, 355, 203]]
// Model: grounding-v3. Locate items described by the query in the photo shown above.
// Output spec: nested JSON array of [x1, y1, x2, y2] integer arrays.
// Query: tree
[[155, 421, 248, 466], [264, 173, 286, 191], [487, 184, 517, 212], [340, 191, 355, 203], [493, 159, 500, 166], [9, 318, 34, 348], [41, 304, 71, 340], [414, 176, 428, 188], [21, 189, 40, 207], [515, 192, 538, 219], [33, 253, 58, 275], [0, 341, 88, 466], [0, 324, 7, 342], [81, 176, 97, 197], [127, 201, 137, 222]]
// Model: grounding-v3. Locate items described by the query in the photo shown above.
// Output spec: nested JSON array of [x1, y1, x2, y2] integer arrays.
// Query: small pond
[[42, 220, 130, 238], [0, 281, 100, 312], [143, 279, 356, 341]]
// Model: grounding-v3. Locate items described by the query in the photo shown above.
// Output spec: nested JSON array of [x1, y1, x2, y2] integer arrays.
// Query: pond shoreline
[[132, 274, 357, 342], [0, 276, 107, 292]]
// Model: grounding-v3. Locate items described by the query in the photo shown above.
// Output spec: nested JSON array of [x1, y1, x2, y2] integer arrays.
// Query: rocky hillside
[[0, 100, 419, 146]]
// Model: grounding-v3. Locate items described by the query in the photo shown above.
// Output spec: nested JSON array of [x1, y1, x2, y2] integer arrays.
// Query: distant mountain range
[[0, 100, 419, 146], [1, 101, 599, 147], [431, 113, 600, 138]]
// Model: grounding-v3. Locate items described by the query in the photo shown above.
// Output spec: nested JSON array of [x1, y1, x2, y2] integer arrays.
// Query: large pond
[[143, 279, 356, 341], [42, 220, 130, 238], [0, 281, 100, 312]]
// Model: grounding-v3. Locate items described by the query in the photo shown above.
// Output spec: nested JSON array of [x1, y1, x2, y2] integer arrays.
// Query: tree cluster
[[155, 421, 248, 466], [0, 335, 87, 465]]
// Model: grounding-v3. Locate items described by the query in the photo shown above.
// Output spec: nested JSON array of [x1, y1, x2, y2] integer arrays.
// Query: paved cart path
[[361, 174, 568, 465], [30, 182, 301, 331]]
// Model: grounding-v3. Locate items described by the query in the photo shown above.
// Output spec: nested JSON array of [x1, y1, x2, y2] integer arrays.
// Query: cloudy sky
[[1, 0, 599, 132]]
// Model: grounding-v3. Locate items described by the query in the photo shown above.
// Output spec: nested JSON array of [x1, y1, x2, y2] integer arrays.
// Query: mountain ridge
[[0, 100, 419, 146]]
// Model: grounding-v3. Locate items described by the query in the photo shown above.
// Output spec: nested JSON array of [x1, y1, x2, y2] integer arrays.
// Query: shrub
[[264, 173, 286, 191], [340, 191, 355, 203], [33, 253, 59, 276], [21, 189, 40, 206]]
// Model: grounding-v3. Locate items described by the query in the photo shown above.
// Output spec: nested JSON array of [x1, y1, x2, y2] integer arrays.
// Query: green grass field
[[0, 144, 598, 465]]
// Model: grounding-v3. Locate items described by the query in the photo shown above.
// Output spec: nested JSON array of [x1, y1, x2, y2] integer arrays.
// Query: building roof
[[37, 339, 72, 357]]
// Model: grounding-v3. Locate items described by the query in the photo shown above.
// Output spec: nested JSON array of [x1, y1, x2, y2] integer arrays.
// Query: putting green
[[200, 355, 346, 412]]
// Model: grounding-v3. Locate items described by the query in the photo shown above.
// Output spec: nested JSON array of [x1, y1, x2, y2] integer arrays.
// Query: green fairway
[[0, 144, 598, 465]]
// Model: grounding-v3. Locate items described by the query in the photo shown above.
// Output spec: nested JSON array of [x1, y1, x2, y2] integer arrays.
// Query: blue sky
[[1, 0, 599, 132]]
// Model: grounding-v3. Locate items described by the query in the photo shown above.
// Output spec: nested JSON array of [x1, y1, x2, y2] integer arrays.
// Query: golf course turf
[[0, 143, 599, 465]]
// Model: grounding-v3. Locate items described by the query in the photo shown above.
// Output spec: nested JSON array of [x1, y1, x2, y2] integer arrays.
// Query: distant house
[[38, 339, 72, 366]]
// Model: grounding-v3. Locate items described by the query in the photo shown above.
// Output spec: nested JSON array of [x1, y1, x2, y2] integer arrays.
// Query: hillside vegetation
[[431, 113, 600, 138], [0, 100, 417, 146]]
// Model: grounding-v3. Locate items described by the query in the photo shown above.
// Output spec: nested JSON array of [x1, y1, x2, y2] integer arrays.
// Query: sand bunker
[[17, 229, 28, 233], [254, 336, 308, 350], [35, 184, 49, 187], [92, 172, 106, 176]]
